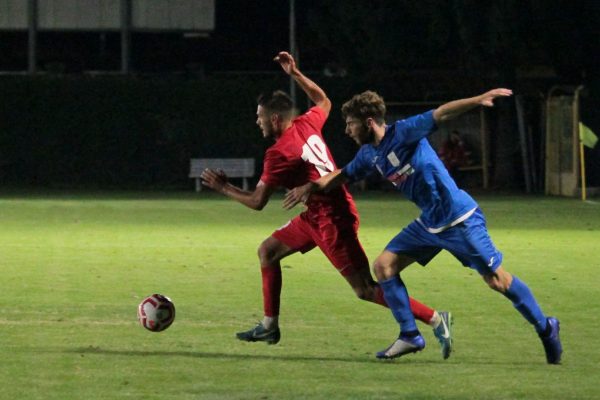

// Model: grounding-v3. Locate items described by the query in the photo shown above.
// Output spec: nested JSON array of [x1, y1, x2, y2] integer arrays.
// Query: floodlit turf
[[1, 191, 598, 399]]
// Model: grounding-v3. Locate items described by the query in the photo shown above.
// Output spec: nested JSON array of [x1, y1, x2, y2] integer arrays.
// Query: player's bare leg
[[236, 237, 296, 345]]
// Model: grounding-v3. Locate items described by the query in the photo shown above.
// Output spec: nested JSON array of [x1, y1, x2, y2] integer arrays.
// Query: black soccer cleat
[[236, 322, 281, 345]]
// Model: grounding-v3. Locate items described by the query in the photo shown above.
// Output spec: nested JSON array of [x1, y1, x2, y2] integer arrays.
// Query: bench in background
[[189, 158, 255, 192]]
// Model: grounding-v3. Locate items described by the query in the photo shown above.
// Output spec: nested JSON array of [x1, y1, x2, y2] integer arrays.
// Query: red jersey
[[260, 106, 358, 221]]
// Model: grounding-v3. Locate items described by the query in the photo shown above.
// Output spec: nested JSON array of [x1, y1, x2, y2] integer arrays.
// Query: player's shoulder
[[294, 106, 327, 124], [299, 105, 326, 118], [396, 110, 435, 128], [266, 133, 299, 157]]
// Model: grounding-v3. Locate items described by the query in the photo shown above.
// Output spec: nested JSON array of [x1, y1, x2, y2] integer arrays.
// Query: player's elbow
[[250, 197, 269, 211], [433, 109, 446, 123], [433, 108, 456, 123], [253, 202, 266, 211], [316, 97, 332, 116], [247, 183, 273, 211]]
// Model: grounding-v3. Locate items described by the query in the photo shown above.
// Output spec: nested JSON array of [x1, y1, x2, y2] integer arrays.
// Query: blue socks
[[381, 274, 548, 335], [379, 276, 418, 334], [504, 276, 548, 333]]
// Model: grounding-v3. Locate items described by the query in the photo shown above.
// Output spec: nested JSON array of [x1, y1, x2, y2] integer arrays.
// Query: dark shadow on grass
[[58, 346, 444, 365], [54, 346, 539, 365]]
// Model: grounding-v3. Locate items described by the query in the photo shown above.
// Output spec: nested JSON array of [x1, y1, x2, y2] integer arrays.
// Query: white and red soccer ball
[[137, 294, 176, 332]]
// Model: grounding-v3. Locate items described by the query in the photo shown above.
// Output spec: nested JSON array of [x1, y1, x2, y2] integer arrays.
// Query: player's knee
[[484, 278, 502, 292], [353, 285, 375, 302], [483, 273, 510, 293], [373, 253, 410, 281], [354, 288, 369, 301], [372, 260, 388, 281], [257, 241, 278, 265]]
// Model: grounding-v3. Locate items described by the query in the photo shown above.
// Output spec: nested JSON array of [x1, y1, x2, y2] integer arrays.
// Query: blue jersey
[[342, 110, 477, 232]]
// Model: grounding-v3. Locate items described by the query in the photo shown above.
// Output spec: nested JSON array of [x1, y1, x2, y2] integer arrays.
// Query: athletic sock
[[379, 276, 418, 333], [262, 316, 278, 330], [400, 330, 419, 339], [504, 275, 547, 333], [428, 311, 442, 328], [408, 297, 436, 324], [374, 285, 436, 324], [374, 285, 388, 307], [261, 265, 282, 319]]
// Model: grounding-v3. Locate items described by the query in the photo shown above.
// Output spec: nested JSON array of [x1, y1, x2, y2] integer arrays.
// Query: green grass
[[0, 191, 598, 399]]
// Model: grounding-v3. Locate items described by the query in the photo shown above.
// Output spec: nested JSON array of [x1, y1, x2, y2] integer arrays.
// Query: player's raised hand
[[283, 182, 314, 210], [274, 51, 298, 76], [479, 88, 513, 107], [200, 168, 228, 192]]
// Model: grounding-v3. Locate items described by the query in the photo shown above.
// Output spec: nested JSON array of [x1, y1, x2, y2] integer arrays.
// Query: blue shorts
[[385, 208, 503, 275]]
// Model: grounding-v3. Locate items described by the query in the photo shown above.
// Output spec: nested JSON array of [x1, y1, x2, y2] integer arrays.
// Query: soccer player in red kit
[[201, 51, 453, 358]]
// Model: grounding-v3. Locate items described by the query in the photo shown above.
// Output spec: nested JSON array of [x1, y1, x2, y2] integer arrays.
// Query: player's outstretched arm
[[201, 168, 275, 211], [283, 169, 347, 210], [433, 88, 513, 123], [274, 51, 331, 115]]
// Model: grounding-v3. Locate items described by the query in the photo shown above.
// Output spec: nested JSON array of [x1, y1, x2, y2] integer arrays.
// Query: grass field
[[1, 190, 598, 400]]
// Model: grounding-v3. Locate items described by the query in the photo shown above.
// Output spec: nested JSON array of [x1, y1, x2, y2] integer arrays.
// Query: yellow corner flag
[[579, 122, 598, 148]]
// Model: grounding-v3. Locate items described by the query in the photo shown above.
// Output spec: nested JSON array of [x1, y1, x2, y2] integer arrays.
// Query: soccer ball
[[137, 294, 176, 332]]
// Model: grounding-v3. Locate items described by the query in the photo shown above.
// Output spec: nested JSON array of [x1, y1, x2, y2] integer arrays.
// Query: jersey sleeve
[[396, 110, 437, 146], [341, 146, 373, 183], [259, 147, 295, 187], [294, 106, 327, 132]]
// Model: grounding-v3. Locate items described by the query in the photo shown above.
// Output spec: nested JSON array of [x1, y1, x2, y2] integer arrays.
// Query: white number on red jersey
[[301, 134, 334, 176]]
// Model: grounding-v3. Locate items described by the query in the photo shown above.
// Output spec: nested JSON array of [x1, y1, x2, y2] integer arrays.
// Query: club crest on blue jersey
[[387, 151, 401, 167]]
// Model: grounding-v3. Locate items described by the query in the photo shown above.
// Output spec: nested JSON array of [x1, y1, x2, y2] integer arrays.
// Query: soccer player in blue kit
[[283, 88, 563, 364]]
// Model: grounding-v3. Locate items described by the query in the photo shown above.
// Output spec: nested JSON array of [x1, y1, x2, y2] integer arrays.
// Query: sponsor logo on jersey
[[387, 163, 414, 186]]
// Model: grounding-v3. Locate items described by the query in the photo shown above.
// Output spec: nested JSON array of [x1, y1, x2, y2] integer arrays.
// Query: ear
[[270, 113, 280, 125]]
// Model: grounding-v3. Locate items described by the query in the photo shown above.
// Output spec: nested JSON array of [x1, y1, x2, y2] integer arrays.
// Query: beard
[[261, 124, 275, 140], [366, 125, 376, 144], [356, 123, 375, 146]]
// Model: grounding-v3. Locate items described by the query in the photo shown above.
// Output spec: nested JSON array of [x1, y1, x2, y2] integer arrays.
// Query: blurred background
[[0, 0, 598, 195]]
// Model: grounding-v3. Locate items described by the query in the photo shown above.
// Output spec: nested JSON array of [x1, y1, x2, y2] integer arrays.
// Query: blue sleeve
[[395, 110, 437, 146], [342, 146, 374, 183]]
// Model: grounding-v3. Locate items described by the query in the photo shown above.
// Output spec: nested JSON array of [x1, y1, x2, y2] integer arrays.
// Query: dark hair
[[341, 90, 386, 124], [257, 90, 294, 120]]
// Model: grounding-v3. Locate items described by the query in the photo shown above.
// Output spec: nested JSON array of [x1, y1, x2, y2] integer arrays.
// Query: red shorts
[[272, 211, 368, 277]]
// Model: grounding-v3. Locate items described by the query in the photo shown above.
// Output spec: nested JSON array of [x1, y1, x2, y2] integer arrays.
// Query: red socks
[[261, 267, 435, 324], [261, 265, 282, 317], [374, 285, 435, 323], [408, 296, 435, 323]]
